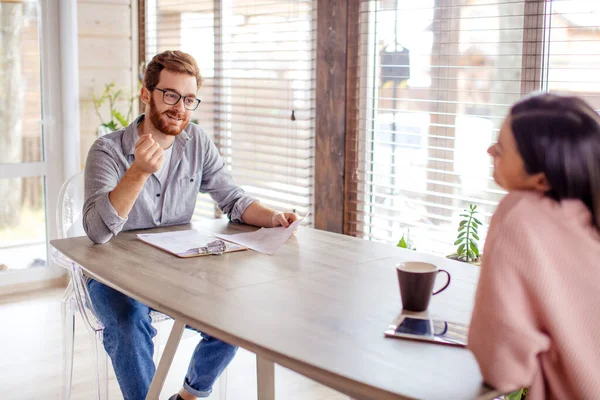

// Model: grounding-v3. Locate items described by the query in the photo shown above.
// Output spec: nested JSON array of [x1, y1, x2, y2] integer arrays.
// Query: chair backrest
[[55, 171, 104, 332], [57, 171, 86, 239], [55, 171, 168, 329]]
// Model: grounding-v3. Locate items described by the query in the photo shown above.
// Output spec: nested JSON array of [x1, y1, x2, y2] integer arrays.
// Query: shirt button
[[190, 178, 194, 182], [156, 193, 160, 197]]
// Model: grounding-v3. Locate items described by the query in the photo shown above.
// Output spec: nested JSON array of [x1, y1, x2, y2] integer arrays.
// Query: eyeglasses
[[151, 87, 201, 111]]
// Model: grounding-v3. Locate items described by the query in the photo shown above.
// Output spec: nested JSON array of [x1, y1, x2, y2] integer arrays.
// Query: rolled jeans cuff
[[183, 379, 212, 398]]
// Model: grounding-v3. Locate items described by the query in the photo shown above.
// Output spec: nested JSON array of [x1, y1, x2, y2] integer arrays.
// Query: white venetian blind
[[350, 0, 600, 256], [144, 0, 316, 223]]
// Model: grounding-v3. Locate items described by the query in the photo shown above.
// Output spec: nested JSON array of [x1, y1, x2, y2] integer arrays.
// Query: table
[[51, 219, 500, 400]]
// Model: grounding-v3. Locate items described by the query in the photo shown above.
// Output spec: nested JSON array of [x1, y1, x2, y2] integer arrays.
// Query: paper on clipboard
[[137, 229, 247, 258], [214, 213, 308, 255]]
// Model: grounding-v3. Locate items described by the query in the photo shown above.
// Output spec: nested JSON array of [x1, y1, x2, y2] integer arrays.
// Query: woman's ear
[[530, 172, 551, 192]]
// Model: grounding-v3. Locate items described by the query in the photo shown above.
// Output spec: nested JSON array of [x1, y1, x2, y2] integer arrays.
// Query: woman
[[468, 93, 600, 399]]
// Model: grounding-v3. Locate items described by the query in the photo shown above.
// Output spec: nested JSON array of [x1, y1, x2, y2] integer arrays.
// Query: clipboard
[[136, 229, 248, 258]]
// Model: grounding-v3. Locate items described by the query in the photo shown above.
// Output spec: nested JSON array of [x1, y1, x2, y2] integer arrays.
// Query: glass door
[[0, 1, 48, 273], [0, 0, 74, 289]]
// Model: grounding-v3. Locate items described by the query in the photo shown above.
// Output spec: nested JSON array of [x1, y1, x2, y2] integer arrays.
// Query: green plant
[[453, 204, 481, 263], [92, 82, 137, 131], [505, 387, 528, 400]]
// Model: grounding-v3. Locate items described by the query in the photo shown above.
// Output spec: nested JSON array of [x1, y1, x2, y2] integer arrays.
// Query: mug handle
[[432, 269, 451, 295]]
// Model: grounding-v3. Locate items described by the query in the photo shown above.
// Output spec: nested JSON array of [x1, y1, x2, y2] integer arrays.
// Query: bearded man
[[83, 50, 297, 400]]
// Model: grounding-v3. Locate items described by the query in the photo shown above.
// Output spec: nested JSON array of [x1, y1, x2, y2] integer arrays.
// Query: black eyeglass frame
[[151, 86, 201, 111]]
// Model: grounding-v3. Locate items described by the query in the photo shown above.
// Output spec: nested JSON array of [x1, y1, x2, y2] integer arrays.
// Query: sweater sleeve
[[468, 203, 551, 393]]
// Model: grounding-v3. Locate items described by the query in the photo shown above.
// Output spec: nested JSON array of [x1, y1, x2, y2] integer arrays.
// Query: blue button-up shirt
[[83, 115, 256, 244]]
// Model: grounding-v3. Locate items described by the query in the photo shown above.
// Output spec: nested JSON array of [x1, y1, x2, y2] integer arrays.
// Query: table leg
[[256, 355, 275, 400], [146, 319, 186, 400]]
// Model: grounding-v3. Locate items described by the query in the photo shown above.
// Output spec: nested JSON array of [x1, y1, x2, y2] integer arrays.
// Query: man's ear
[[140, 86, 151, 105], [531, 172, 551, 192]]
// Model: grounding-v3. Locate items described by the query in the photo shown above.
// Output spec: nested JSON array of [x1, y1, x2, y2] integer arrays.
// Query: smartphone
[[384, 314, 469, 347]]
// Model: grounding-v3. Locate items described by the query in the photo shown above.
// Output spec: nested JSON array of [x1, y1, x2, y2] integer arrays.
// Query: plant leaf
[[458, 225, 467, 232], [104, 121, 118, 131], [112, 110, 128, 128], [472, 232, 479, 240], [470, 242, 479, 256], [467, 249, 475, 260], [457, 231, 466, 238], [473, 218, 482, 225], [459, 220, 467, 227], [504, 388, 525, 400], [454, 239, 462, 245], [458, 243, 466, 254]]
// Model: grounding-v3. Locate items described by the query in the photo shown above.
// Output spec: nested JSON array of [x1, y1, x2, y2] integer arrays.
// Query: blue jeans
[[87, 279, 237, 400]]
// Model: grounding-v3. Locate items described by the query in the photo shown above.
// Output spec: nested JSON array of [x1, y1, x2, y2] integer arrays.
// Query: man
[[83, 50, 297, 400]]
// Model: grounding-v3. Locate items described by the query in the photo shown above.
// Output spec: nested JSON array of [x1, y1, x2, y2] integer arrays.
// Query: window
[[0, 0, 74, 285], [349, 0, 600, 255], [144, 0, 317, 223]]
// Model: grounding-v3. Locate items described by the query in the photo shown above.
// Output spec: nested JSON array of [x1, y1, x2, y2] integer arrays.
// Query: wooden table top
[[51, 219, 498, 400]]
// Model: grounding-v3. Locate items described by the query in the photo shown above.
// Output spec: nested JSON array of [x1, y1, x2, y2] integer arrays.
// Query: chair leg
[[218, 368, 228, 400], [153, 323, 162, 366], [93, 329, 109, 400], [61, 284, 75, 400]]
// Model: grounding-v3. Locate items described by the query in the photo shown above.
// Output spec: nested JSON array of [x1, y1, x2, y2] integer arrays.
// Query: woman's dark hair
[[510, 93, 600, 229]]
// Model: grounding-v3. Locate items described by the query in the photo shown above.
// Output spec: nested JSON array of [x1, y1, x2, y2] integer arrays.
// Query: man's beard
[[148, 97, 189, 136]]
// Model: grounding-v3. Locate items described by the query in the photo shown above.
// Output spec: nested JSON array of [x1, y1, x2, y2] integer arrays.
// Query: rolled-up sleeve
[[83, 142, 128, 243], [199, 134, 256, 223]]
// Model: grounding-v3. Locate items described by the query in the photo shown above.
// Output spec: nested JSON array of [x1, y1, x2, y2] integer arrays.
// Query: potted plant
[[92, 82, 137, 136], [447, 204, 482, 265]]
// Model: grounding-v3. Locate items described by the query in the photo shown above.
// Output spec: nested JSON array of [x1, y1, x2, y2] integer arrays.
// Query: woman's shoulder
[[488, 191, 568, 243], [494, 191, 546, 222]]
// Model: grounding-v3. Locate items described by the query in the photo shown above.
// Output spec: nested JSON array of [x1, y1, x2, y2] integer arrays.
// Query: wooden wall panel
[[78, 3, 131, 37], [78, 67, 133, 101], [77, 0, 134, 166], [78, 38, 132, 69]]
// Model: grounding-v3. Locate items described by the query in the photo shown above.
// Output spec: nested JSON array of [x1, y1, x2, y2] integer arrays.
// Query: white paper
[[137, 229, 243, 256], [215, 213, 307, 255]]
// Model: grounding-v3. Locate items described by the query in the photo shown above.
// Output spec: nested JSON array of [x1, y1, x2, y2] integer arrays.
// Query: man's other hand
[[270, 212, 299, 228]]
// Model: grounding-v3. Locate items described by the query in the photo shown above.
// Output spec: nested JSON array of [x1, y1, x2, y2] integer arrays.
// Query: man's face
[[145, 69, 197, 136]]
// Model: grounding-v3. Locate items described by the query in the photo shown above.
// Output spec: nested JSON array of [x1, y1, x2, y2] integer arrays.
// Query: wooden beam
[[343, 0, 361, 236], [315, 0, 350, 233]]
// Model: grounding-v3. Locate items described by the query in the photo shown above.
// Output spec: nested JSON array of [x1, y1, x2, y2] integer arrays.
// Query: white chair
[[56, 171, 227, 400]]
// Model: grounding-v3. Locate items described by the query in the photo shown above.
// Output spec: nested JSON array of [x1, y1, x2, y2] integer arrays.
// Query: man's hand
[[131, 134, 164, 174], [270, 212, 298, 228]]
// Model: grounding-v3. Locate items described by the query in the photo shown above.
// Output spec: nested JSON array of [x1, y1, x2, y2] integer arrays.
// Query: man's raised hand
[[132, 134, 164, 174]]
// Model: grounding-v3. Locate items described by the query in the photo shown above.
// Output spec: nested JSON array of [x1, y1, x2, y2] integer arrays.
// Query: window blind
[[349, 0, 600, 256], [143, 0, 316, 223]]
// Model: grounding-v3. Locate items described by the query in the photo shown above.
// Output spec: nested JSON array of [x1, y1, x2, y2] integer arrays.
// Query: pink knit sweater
[[468, 191, 600, 399]]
